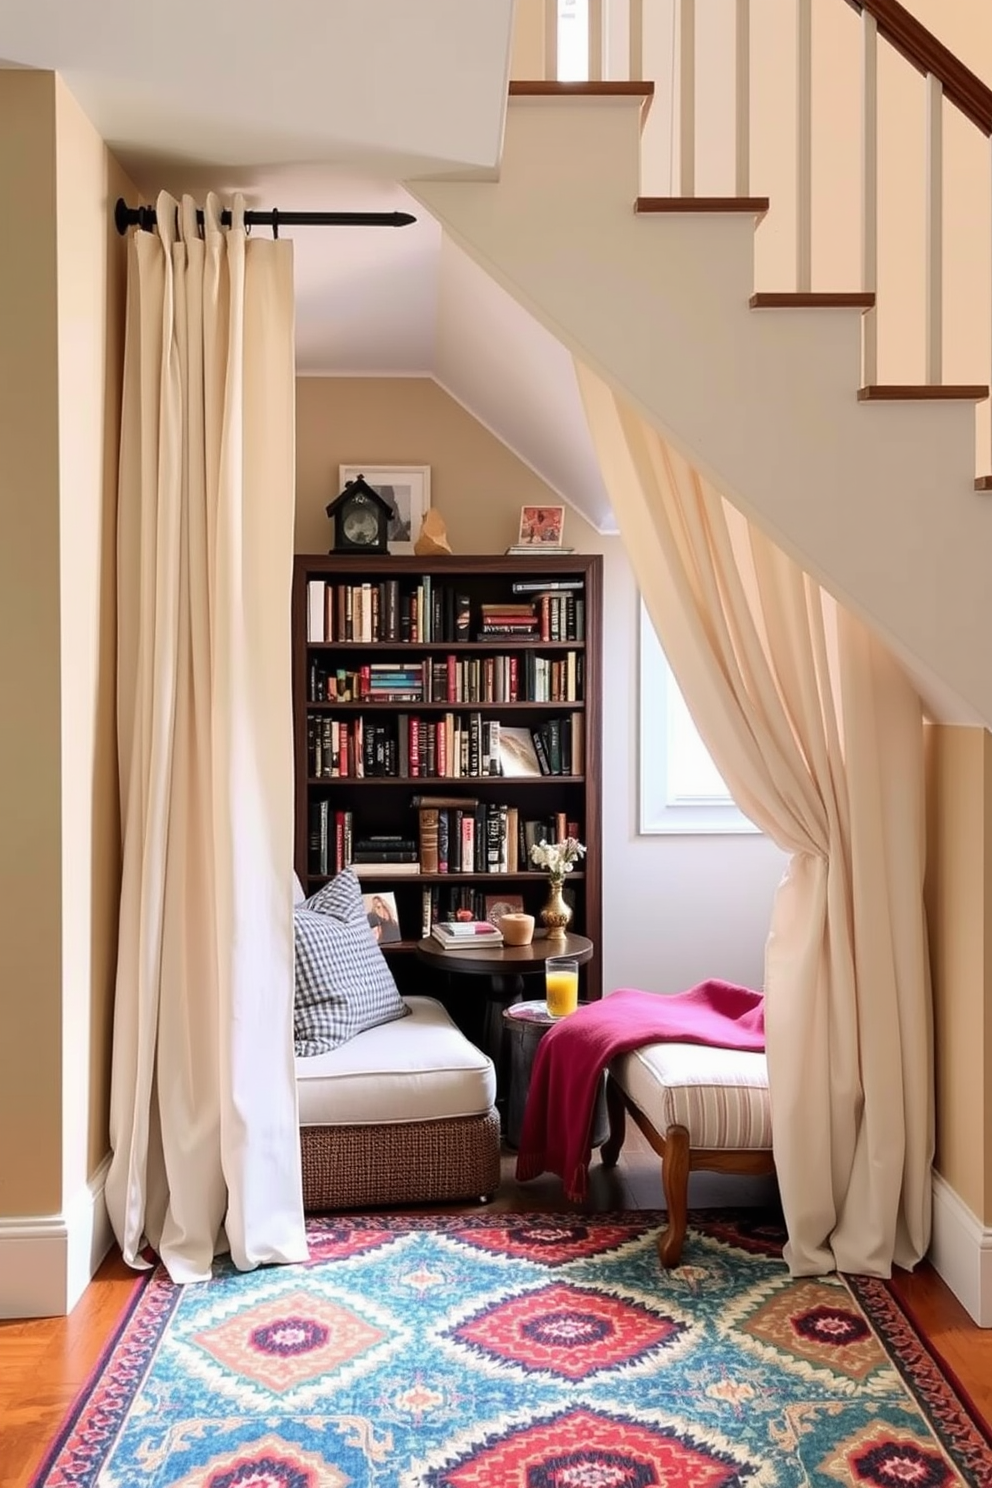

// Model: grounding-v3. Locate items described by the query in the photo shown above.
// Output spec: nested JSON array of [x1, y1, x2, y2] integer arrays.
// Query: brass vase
[[540, 877, 572, 941]]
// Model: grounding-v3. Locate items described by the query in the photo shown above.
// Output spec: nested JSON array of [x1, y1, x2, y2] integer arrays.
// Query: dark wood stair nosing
[[509, 81, 654, 98], [975, 475, 992, 490], [858, 384, 989, 401], [636, 196, 770, 217], [750, 292, 876, 310]]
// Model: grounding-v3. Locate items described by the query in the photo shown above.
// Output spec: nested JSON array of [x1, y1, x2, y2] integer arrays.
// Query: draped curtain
[[105, 193, 307, 1283], [576, 362, 933, 1277]]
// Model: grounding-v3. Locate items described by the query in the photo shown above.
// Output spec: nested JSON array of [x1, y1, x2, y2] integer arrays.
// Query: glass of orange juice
[[545, 956, 579, 1019]]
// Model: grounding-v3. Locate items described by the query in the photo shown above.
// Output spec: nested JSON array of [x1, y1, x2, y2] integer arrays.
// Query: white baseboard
[[929, 1172, 992, 1328], [0, 1155, 114, 1319]]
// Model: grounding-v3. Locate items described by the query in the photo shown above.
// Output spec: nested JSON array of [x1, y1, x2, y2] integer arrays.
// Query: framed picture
[[362, 890, 402, 945], [339, 465, 430, 554], [517, 504, 565, 548], [499, 726, 543, 778], [484, 892, 524, 927]]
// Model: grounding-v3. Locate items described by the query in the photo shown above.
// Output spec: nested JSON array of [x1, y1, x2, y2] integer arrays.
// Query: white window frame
[[639, 602, 760, 835]]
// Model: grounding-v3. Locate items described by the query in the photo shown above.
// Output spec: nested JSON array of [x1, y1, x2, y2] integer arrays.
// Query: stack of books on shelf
[[430, 920, 504, 950], [477, 602, 539, 639]]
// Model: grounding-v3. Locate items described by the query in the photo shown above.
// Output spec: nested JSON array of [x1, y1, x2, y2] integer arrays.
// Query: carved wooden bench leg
[[658, 1124, 691, 1268], [599, 1073, 627, 1168]]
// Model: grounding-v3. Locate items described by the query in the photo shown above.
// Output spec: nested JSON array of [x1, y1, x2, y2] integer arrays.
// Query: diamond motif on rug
[[303, 1225, 397, 1265], [448, 1281, 686, 1379], [732, 1278, 894, 1385], [193, 1288, 386, 1392], [821, 1421, 958, 1486], [170, 1432, 348, 1488], [420, 1406, 757, 1488], [454, 1218, 637, 1267]]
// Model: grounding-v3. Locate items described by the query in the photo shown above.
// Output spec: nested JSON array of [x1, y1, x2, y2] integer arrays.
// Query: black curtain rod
[[114, 197, 415, 237]]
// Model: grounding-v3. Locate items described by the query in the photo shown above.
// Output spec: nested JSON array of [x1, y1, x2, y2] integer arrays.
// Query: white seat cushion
[[610, 1041, 772, 1150], [296, 995, 496, 1128]]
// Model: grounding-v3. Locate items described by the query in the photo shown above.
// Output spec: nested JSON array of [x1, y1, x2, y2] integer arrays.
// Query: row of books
[[307, 712, 503, 780], [306, 714, 585, 780], [306, 576, 586, 646], [307, 802, 581, 879], [416, 801, 579, 877], [307, 577, 469, 645], [476, 594, 584, 642], [307, 652, 584, 706]]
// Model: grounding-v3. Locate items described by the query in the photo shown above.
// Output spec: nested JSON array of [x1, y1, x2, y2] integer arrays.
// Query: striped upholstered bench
[[602, 1041, 774, 1267]]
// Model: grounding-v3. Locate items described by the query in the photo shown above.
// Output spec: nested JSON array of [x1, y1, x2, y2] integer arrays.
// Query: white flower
[[529, 836, 586, 881]]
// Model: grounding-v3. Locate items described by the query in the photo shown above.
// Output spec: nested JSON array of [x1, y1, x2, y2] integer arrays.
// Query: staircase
[[407, 4, 992, 728]]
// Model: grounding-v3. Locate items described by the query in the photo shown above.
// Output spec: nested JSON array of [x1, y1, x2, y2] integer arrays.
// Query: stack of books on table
[[430, 920, 504, 950]]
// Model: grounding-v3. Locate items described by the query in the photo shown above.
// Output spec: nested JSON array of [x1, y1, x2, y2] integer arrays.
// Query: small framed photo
[[484, 892, 524, 927], [362, 890, 402, 945], [339, 465, 431, 554], [517, 504, 565, 548]]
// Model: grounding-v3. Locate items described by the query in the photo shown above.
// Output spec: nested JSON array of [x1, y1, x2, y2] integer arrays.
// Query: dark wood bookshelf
[[292, 553, 603, 1002]]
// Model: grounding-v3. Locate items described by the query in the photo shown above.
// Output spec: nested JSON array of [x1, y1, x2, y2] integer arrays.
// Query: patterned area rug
[[32, 1211, 992, 1487]]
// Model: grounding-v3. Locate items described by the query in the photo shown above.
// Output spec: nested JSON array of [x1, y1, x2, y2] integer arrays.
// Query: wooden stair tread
[[975, 476, 992, 490], [858, 384, 989, 401], [509, 81, 654, 97], [636, 196, 769, 217], [750, 292, 876, 310], [509, 80, 655, 124]]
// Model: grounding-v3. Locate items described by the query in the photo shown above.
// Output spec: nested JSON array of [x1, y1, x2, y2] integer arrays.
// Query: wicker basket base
[[300, 1109, 502, 1212]]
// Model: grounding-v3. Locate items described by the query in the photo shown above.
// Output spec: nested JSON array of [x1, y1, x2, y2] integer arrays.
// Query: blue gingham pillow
[[293, 869, 409, 1057]]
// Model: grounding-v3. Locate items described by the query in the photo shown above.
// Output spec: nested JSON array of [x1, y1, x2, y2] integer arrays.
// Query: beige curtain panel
[[576, 361, 932, 1278], [106, 193, 307, 1282]]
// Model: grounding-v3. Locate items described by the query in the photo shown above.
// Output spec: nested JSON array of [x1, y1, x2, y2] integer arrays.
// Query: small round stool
[[502, 1000, 610, 1151]]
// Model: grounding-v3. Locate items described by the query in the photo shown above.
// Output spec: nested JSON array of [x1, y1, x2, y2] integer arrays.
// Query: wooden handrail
[[843, 0, 992, 135]]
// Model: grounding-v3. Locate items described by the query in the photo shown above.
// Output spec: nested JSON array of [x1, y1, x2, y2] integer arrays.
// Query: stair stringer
[[407, 95, 992, 727]]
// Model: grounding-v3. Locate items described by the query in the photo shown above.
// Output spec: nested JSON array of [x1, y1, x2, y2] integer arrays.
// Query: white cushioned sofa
[[292, 868, 503, 1210], [297, 994, 501, 1210]]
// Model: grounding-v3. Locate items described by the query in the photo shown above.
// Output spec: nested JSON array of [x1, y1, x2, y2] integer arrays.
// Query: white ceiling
[[0, 0, 613, 530]]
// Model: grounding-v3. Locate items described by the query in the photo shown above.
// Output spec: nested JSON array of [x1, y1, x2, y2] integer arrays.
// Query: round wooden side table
[[414, 933, 595, 1126]]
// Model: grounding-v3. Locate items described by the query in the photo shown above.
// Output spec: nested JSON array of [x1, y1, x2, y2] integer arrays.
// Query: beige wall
[[295, 375, 605, 556], [0, 72, 64, 1218], [925, 724, 992, 1225], [0, 72, 130, 1221], [295, 377, 787, 997], [54, 80, 131, 1196]]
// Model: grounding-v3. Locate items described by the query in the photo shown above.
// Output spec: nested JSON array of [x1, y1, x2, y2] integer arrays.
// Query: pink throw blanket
[[515, 982, 765, 1202]]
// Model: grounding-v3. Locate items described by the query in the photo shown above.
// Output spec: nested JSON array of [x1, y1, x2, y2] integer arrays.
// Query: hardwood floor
[[2, 1129, 990, 1488]]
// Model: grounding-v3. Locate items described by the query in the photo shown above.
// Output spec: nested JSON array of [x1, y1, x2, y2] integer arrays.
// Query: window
[[639, 602, 759, 834]]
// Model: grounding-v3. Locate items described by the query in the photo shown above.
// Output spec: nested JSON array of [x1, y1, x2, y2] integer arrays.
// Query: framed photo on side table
[[339, 465, 430, 554]]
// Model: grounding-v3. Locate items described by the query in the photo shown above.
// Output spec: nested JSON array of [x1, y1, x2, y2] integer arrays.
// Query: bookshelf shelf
[[307, 640, 586, 652], [292, 553, 603, 1002], [304, 700, 586, 712], [307, 776, 586, 787]]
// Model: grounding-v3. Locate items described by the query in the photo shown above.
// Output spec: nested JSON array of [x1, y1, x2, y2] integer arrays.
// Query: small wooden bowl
[[499, 912, 535, 946]]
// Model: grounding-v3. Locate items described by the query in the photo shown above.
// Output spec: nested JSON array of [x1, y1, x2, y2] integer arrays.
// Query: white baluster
[[861, 9, 878, 387], [545, 0, 558, 81], [588, 0, 604, 81], [735, 0, 751, 197], [629, 0, 643, 82], [796, 0, 812, 291], [680, 0, 696, 196], [925, 72, 943, 384]]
